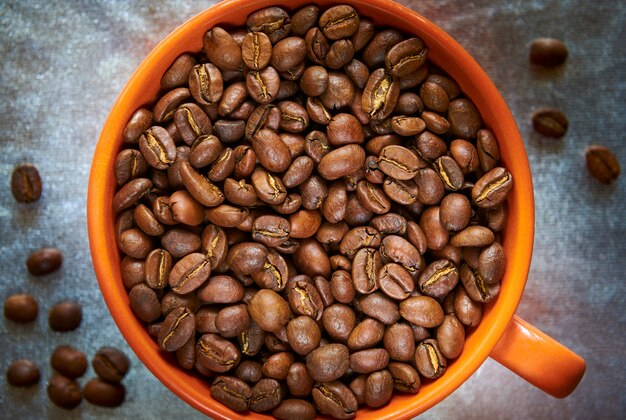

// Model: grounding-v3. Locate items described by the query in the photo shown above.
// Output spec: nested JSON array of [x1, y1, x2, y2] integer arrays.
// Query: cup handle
[[489, 315, 586, 398]]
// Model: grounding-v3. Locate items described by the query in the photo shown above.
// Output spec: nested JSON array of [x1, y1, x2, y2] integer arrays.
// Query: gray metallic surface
[[1, 1, 624, 418]]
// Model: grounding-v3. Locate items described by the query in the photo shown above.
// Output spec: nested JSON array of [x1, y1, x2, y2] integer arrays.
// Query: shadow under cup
[[87, 0, 535, 419]]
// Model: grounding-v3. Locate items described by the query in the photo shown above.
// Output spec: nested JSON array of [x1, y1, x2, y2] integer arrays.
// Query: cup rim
[[87, 0, 535, 418]]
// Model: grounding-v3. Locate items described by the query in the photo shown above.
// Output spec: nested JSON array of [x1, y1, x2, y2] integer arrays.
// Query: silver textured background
[[1, 0, 624, 418]]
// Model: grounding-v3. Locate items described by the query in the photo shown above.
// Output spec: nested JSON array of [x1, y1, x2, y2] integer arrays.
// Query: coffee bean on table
[[11, 163, 42, 202], [47, 374, 82, 409], [585, 145, 620, 184], [532, 108, 568, 137], [26, 247, 63, 275], [51, 346, 88, 379], [6, 359, 40, 387], [4, 293, 38, 323], [49, 301, 82, 332], [92, 347, 131, 383], [530, 37, 568, 66], [83, 378, 126, 407]]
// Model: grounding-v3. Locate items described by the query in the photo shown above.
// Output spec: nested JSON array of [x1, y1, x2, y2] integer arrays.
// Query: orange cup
[[87, 0, 586, 418]]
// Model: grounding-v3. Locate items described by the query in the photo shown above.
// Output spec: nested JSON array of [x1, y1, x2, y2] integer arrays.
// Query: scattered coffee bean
[[11, 163, 42, 203], [586, 145, 620, 184], [51, 345, 88, 379], [6, 359, 40, 387], [532, 108, 568, 137], [4, 293, 38, 323], [83, 378, 126, 407], [26, 247, 63, 275], [49, 301, 82, 332], [47, 374, 82, 409], [92, 347, 130, 383], [530, 37, 568, 67]]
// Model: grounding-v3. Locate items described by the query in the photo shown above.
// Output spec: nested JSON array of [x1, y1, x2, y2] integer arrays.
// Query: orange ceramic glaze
[[87, 0, 585, 418]]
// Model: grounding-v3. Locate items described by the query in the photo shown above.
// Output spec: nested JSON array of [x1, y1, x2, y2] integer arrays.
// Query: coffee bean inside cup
[[113, 4, 514, 417]]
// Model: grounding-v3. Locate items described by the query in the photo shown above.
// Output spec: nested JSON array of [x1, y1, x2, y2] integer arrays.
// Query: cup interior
[[87, 0, 534, 418]]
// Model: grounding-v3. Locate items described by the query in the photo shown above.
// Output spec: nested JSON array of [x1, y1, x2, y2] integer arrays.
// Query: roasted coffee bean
[[322, 303, 356, 343], [472, 167, 513, 209], [388, 362, 420, 393], [327, 113, 364, 146], [406, 221, 428, 255], [10, 163, 42, 203], [532, 108, 568, 137], [198, 275, 245, 305], [478, 242, 506, 284], [380, 235, 423, 277], [4, 293, 38, 323], [386, 37, 428, 78], [174, 103, 212, 145], [356, 291, 401, 325], [291, 5, 319, 36], [197, 334, 240, 373], [306, 343, 350, 382], [378, 145, 419, 180], [273, 399, 317, 420], [476, 129, 500, 172], [319, 181, 348, 223], [247, 66, 281, 104], [247, 6, 292, 44], [586, 145, 620, 183], [50, 346, 87, 379], [379, 263, 414, 300], [319, 4, 360, 40], [251, 215, 290, 247], [83, 379, 125, 407], [176, 336, 196, 370], [418, 259, 459, 300], [129, 284, 161, 322], [49, 301, 82, 332], [448, 98, 482, 139], [435, 156, 464, 191], [330, 254, 353, 271], [331, 270, 356, 304], [139, 126, 177, 170], [530, 37, 568, 66], [440, 193, 472, 232], [419, 81, 449, 113], [236, 360, 264, 384], [47, 374, 82, 408], [287, 277, 324, 320], [460, 263, 500, 303], [251, 249, 289, 291], [287, 316, 321, 355], [27, 247, 63, 276], [370, 213, 407, 236], [351, 248, 382, 294], [347, 318, 384, 351], [294, 238, 332, 278], [118, 228, 153, 259], [211, 376, 251, 412], [241, 32, 272, 71], [356, 180, 390, 214], [421, 111, 450, 135], [415, 339, 447, 379], [300, 65, 329, 97], [349, 375, 367, 405], [162, 53, 196, 90], [168, 253, 211, 294], [420, 206, 449, 250], [313, 380, 358, 419], [362, 29, 404, 68], [344, 59, 369, 89], [283, 156, 314, 188], [271, 37, 307, 72], [204, 27, 242, 71], [223, 178, 257, 207], [278, 100, 309, 133], [226, 242, 268, 276], [7, 359, 40, 387], [272, 193, 303, 215], [318, 145, 366, 181], [383, 177, 418, 205], [252, 129, 292, 173], [399, 296, 443, 328], [92, 347, 130, 383], [436, 314, 465, 359], [454, 285, 483, 326], [250, 378, 284, 412], [248, 289, 290, 333], [325, 39, 355, 69], [383, 323, 415, 362], [350, 348, 389, 374], [188, 63, 223, 105], [362, 69, 399, 121], [215, 304, 250, 338], [287, 362, 315, 397], [450, 139, 480, 174], [252, 167, 287, 205], [158, 307, 196, 352], [321, 71, 355, 110], [344, 192, 374, 226], [123, 108, 153, 144], [305, 27, 330, 65], [289, 209, 322, 239], [450, 225, 495, 248], [160, 229, 201, 259], [160, 291, 201, 316], [364, 369, 393, 408]]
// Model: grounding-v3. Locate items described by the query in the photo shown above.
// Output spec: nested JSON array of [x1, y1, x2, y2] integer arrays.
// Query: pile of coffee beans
[[113, 4, 516, 418]]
